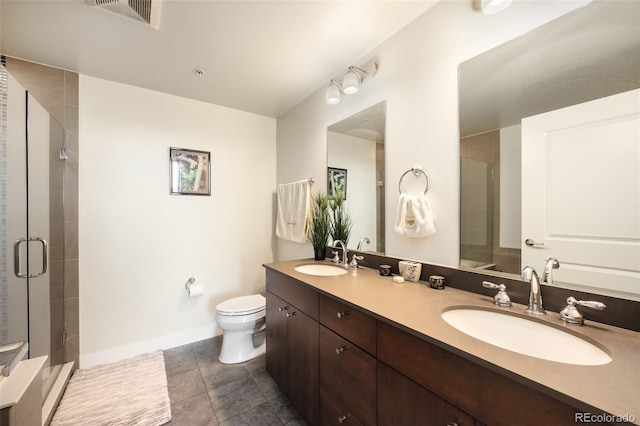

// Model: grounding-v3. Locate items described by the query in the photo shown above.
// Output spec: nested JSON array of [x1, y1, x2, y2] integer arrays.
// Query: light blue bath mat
[[51, 350, 171, 426]]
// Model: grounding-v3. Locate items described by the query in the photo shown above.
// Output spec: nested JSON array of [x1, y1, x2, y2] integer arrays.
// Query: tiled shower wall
[[460, 130, 520, 274], [4, 56, 79, 367]]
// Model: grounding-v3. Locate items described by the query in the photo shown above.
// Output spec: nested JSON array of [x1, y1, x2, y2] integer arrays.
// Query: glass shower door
[[1, 62, 66, 401]]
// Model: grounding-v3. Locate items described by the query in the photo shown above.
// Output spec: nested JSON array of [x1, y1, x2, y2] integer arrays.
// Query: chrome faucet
[[356, 237, 370, 251], [542, 258, 560, 286], [521, 258, 560, 315], [521, 266, 545, 315], [332, 240, 348, 266]]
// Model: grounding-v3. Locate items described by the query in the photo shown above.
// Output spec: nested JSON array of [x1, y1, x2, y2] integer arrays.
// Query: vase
[[313, 246, 326, 261]]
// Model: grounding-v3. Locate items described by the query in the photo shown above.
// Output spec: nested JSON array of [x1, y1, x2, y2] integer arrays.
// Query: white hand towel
[[276, 179, 311, 243], [394, 193, 436, 238]]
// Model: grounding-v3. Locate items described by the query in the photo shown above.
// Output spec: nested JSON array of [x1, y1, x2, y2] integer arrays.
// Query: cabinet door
[[320, 386, 365, 426], [378, 362, 476, 426], [320, 326, 376, 426], [266, 291, 289, 394], [287, 307, 319, 426]]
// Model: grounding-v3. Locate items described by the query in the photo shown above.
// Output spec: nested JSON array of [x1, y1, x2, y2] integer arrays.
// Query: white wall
[[276, 0, 587, 265], [79, 76, 276, 367]]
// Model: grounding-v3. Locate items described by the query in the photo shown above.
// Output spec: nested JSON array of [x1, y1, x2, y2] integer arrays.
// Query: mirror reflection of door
[[458, 0, 640, 285], [522, 89, 640, 299]]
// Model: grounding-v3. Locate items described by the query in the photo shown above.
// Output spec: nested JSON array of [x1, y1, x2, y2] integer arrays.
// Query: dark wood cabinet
[[266, 266, 596, 426], [378, 361, 476, 426], [318, 294, 377, 425], [320, 386, 366, 426], [266, 271, 319, 425], [265, 291, 289, 395], [319, 294, 376, 356], [377, 320, 582, 426], [319, 326, 377, 425]]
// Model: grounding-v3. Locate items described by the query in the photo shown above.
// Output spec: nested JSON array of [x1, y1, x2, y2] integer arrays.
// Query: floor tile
[[164, 345, 198, 377], [193, 336, 222, 367], [161, 338, 304, 426], [244, 354, 266, 374], [218, 402, 283, 426], [208, 376, 267, 422], [252, 369, 282, 401], [169, 393, 218, 426], [270, 395, 306, 425], [201, 361, 251, 389], [167, 368, 206, 404]]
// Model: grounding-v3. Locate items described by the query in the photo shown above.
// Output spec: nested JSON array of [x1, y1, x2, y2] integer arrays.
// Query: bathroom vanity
[[264, 260, 640, 426]]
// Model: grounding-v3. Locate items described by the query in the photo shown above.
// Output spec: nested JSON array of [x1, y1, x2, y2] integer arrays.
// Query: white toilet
[[215, 294, 266, 364]]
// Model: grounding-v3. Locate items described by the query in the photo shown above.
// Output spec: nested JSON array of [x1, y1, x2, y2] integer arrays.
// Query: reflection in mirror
[[459, 1, 640, 298], [327, 101, 386, 253]]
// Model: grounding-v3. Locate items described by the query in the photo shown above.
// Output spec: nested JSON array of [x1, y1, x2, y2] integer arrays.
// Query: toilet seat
[[216, 294, 265, 316]]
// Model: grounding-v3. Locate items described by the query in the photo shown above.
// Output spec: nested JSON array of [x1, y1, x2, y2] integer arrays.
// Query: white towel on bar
[[394, 193, 436, 238], [276, 179, 312, 243]]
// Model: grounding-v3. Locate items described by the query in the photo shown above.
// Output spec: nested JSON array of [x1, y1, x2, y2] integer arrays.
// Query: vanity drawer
[[319, 294, 376, 355], [266, 269, 318, 320], [320, 386, 365, 426], [319, 326, 376, 426]]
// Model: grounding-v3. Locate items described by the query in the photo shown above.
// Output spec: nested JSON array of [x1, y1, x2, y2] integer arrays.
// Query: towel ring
[[398, 167, 429, 195]]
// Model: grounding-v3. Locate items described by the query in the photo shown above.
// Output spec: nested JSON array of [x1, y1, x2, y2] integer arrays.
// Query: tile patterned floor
[[163, 336, 306, 426]]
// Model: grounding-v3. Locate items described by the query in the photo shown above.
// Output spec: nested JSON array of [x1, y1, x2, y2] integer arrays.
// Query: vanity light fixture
[[473, 0, 513, 14], [326, 80, 343, 105], [325, 60, 379, 105], [342, 66, 364, 94]]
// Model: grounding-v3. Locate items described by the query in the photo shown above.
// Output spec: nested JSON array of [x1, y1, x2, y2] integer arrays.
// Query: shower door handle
[[14, 237, 48, 278]]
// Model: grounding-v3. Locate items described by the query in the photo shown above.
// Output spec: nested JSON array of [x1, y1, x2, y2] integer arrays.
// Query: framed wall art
[[170, 147, 211, 196], [327, 167, 347, 199]]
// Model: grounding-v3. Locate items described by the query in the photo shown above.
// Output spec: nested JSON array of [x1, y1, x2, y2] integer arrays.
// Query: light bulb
[[342, 70, 360, 94], [325, 81, 341, 104]]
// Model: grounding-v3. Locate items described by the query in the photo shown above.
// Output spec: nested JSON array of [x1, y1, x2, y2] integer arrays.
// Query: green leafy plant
[[309, 192, 331, 255], [329, 191, 353, 246]]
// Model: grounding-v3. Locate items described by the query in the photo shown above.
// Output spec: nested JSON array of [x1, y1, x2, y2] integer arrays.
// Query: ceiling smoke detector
[[87, 0, 162, 29]]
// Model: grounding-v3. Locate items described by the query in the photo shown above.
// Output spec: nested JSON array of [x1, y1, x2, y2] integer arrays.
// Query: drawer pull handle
[[446, 422, 459, 426], [337, 311, 348, 318], [335, 346, 346, 355], [278, 306, 288, 312], [286, 312, 296, 318], [338, 414, 349, 424]]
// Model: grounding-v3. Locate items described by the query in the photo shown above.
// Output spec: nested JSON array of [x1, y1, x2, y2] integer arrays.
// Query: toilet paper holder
[[185, 277, 196, 290]]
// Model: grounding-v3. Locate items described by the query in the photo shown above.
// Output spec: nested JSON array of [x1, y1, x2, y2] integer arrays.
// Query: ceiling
[[0, 0, 437, 118]]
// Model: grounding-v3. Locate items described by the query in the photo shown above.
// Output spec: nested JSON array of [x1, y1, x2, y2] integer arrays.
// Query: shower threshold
[[42, 361, 74, 426]]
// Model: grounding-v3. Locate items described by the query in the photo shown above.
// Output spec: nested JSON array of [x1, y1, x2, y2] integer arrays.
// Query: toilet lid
[[216, 294, 266, 315]]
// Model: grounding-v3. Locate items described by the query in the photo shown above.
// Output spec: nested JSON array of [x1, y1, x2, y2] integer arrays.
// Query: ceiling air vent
[[87, 0, 161, 29]]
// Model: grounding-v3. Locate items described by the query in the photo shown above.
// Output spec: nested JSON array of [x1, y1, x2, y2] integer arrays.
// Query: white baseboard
[[80, 323, 222, 368]]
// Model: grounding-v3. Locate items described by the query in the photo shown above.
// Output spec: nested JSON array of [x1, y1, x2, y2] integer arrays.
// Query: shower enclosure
[[1, 58, 75, 422]]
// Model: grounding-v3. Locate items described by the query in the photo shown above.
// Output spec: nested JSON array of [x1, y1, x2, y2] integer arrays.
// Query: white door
[[521, 89, 640, 299]]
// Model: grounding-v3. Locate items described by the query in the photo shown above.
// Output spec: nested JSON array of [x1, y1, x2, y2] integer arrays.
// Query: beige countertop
[[264, 259, 640, 423]]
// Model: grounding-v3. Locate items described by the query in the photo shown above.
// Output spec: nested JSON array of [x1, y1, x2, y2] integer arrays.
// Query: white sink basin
[[441, 307, 611, 366], [294, 264, 348, 276]]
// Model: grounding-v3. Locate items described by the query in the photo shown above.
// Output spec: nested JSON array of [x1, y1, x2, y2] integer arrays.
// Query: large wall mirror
[[327, 101, 386, 253], [459, 1, 640, 299]]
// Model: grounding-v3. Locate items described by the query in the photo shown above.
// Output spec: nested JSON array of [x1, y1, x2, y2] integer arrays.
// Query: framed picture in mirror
[[327, 167, 347, 199]]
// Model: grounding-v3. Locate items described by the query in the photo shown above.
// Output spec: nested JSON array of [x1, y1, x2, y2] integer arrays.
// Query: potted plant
[[329, 191, 353, 246], [309, 192, 331, 260]]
